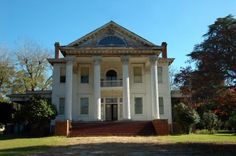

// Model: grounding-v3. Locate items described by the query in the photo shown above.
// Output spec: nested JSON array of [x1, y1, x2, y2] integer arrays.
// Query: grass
[[0, 133, 236, 156]]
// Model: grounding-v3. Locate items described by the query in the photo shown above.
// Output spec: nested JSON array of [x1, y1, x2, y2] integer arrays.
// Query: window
[[81, 67, 89, 83], [59, 98, 65, 115], [98, 36, 126, 46], [60, 67, 66, 83], [133, 67, 142, 83], [159, 97, 164, 115], [106, 70, 117, 80], [105, 98, 117, 104], [134, 97, 143, 114], [158, 67, 163, 83], [80, 97, 89, 115]]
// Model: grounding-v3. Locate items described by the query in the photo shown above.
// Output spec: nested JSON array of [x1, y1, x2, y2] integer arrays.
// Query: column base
[[54, 120, 71, 136]]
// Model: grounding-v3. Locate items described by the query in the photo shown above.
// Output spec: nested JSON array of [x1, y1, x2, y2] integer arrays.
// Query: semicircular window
[[98, 36, 126, 46]]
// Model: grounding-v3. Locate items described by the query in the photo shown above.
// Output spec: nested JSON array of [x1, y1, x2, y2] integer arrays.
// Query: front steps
[[69, 121, 156, 136]]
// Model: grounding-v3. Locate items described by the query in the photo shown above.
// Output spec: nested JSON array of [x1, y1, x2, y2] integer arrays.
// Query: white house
[[48, 21, 174, 135]]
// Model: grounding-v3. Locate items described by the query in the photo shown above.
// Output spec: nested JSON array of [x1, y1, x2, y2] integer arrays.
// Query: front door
[[105, 104, 118, 121]]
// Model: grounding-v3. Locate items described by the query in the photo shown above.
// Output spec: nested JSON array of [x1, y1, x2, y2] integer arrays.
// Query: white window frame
[[134, 97, 143, 115], [60, 66, 66, 83], [58, 97, 65, 115], [80, 97, 89, 115], [159, 97, 164, 115], [132, 64, 143, 83], [158, 66, 163, 83], [79, 64, 90, 84]]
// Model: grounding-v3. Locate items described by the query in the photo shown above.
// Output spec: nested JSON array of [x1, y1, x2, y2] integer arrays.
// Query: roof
[[67, 21, 161, 48]]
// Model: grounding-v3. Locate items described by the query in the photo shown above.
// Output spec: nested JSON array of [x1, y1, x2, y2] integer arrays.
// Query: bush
[[14, 96, 57, 137], [202, 112, 220, 132], [227, 112, 236, 133], [173, 102, 200, 134], [195, 129, 217, 134]]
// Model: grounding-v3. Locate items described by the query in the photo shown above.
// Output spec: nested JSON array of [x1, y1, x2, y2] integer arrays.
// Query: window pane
[[60, 67, 66, 83], [135, 97, 143, 114], [80, 97, 89, 114], [158, 67, 163, 83], [59, 98, 65, 115], [81, 67, 89, 83], [106, 98, 117, 104], [159, 97, 164, 115], [134, 67, 142, 83]]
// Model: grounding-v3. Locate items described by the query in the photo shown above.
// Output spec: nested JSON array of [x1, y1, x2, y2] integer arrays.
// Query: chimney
[[54, 42, 60, 59], [161, 42, 167, 58]]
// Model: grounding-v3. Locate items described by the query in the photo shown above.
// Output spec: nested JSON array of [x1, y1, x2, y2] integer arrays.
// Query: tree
[[169, 66, 179, 90], [174, 15, 236, 125], [173, 103, 200, 133], [202, 112, 220, 133], [14, 96, 57, 136], [0, 46, 15, 98], [14, 40, 52, 92], [189, 15, 236, 87]]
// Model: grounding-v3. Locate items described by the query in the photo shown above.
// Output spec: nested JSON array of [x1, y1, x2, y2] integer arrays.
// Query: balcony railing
[[101, 80, 122, 87]]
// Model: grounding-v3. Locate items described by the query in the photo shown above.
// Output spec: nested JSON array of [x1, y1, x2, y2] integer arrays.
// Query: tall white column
[[65, 56, 75, 121], [93, 56, 102, 121], [121, 55, 131, 120], [150, 55, 160, 119]]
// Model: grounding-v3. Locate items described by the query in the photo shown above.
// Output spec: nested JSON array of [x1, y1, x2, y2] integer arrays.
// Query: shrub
[[173, 102, 200, 134], [227, 112, 236, 133], [202, 112, 220, 132], [14, 96, 57, 136], [195, 129, 217, 134]]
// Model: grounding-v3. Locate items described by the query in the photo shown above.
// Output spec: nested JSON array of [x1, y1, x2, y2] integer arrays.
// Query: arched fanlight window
[[98, 36, 126, 46], [106, 70, 117, 80]]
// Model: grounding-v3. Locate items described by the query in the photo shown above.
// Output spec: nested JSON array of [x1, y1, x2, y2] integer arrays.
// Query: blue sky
[[1, 0, 236, 69]]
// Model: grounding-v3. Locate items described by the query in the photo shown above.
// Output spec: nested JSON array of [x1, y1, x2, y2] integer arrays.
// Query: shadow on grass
[[0, 142, 236, 156], [0, 134, 50, 141]]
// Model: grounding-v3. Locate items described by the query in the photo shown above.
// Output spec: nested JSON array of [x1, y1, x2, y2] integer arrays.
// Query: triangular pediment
[[67, 21, 159, 48]]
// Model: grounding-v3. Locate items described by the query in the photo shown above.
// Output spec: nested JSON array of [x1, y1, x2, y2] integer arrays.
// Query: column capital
[[93, 56, 102, 65], [149, 55, 158, 64], [65, 56, 76, 64], [121, 55, 130, 64]]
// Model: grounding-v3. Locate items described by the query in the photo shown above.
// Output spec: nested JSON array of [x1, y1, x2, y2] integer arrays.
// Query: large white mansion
[[48, 21, 174, 126]]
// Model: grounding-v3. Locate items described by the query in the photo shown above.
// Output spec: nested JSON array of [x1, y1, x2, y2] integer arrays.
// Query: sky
[[1, 0, 236, 70]]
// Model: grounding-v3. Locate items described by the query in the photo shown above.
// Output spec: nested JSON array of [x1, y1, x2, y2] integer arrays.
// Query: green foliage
[[173, 103, 200, 134], [174, 15, 236, 130], [195, 129, 217, 134], [14, 96, 57, 136], [202, 112, 220, 132], [0, 47, 15, 98], [227, 111, 236, 133]]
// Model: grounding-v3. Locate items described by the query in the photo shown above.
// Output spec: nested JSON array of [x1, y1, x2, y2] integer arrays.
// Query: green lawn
[[0, 134, 235, 156]]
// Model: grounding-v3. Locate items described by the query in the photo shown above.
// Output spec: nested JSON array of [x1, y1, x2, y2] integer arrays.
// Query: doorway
[[105, 104, 118, 121]]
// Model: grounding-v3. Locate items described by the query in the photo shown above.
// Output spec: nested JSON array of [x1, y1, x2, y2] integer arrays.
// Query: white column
[[65, 56, 75, 121], [150, 55, 160, 119], [121, 55, 131, 120], [93, 56, 102, 121]]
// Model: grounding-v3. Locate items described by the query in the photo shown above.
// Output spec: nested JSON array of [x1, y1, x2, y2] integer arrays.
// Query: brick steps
[[69, 121, 156, 137]]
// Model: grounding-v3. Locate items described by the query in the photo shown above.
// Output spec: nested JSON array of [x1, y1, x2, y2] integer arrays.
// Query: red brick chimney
[[161, 42, 167, 58], [54, 42, 60, 59]]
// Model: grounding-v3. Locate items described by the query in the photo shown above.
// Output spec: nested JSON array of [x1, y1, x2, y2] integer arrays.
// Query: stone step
[[69, 121, 156, 137]]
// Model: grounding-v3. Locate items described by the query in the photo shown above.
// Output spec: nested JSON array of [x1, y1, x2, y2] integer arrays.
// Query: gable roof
[[67, 21, 160, 48]]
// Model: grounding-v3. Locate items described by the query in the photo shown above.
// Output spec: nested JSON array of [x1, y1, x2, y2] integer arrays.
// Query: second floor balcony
[[101, 80, 123, 87]]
